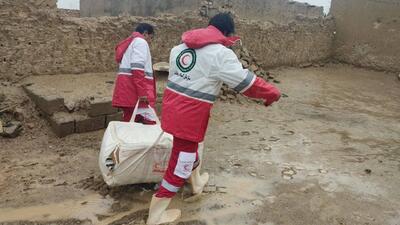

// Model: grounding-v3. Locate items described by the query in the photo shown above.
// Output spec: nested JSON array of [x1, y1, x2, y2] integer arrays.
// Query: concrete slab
[[75, 115, 106, 133], [106, 112, 123, 125], [48, 112, 75, 137], [23, 73, 116, 114], [88, 97, 117, 117], [23, 72, 168, 136], [23, 84, 65, 115]]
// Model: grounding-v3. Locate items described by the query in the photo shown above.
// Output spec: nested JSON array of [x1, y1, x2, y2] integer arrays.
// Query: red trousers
[[122, 107, 135, 122], [156, 136, 199, 198]]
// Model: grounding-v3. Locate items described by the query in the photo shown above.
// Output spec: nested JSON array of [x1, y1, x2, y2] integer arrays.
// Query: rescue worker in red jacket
[[146, 13, 281, 225], [112, 23, 157, 124]]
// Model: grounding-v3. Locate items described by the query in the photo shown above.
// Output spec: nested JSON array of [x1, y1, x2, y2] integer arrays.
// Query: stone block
[[106, 112, 123, 125], [75, 115, 106, 133], [88, 98, 117, 117], [48, 112, 75, 137], [24, 84, 65, 115]]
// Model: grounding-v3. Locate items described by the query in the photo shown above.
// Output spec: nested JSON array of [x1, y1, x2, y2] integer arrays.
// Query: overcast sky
[[57, 0, 332, 14]]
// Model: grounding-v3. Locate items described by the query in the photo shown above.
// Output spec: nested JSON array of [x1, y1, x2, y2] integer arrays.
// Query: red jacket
[[161, 26, 281, 142], [112, 32, 156, 108]]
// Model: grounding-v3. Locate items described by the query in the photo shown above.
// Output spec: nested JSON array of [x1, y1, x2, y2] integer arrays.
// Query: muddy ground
[[0, 64, 399, 225]]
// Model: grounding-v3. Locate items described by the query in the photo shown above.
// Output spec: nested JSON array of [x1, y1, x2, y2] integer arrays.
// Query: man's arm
[[131, 39, 156, 107]]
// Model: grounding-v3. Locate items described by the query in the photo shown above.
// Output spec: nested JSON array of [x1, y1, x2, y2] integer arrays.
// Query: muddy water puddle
[[0, 194, 139, 224], [0, 175, 272, 225]]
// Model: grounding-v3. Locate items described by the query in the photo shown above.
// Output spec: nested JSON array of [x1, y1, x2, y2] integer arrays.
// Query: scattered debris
[[269, 136, 280, 142], [240, 131, 251, 136], [284, 130, 295, 135], [273, 79, 281, 84], [282, 174, 293, 180], [299, 62, 313, 68], [282, 167, 297, 180], [318, 169, 328, 174], [249, 172, 257, 177], [251, 199, 263, 206], [1, 121, 23, 138], [364, 169, 372, 175], [250, 144, 272, 152], [232, 163, 242, 168], [26, 123, 35, 129]]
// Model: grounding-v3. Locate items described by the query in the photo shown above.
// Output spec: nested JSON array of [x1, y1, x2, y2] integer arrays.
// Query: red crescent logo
[[181, 55, 190, 66]]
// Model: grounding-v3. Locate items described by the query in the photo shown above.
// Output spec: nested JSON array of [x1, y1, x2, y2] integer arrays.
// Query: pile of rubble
[[21, 74, 123, 138], [199, 0, 235, 18], [219, 44, 280, 103], [0, 93, 23, 138], [198, 1, 282, 104]]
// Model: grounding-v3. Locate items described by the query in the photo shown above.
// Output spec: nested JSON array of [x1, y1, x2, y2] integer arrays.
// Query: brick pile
[[22, 73, 123, 137]]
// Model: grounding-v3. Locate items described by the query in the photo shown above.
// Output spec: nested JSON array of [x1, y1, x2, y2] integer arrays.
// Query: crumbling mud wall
[[331, 0, 400, 72], [0, 0, 200, 80], [228, 0, 323, 23], [237, 17, 334, 69], [80, 0, 324, 23], [80, 0, 200, 17], [0, 0, 334, 81]]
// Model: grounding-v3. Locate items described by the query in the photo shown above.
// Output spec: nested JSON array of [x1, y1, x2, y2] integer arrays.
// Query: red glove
[[243, 77, 281, 107], [264, 90, 281, 107]]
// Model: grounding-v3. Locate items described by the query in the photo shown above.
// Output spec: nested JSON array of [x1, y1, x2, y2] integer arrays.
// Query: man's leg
[[146, 137, 198, 224], [157, 137, 199, 197], [121, 107, 134, 122]]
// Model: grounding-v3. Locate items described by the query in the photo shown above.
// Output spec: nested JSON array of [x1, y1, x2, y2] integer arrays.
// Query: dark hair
[[135, 23, 155, 35], [209, 13, 235, 37]]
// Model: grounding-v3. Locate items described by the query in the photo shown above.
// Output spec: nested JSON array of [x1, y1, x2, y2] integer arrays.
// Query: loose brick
[[75, 115, 106, 133], [48, 112, 75, 137], [88, 98, 117, 117], [106, 112, 123, 125]]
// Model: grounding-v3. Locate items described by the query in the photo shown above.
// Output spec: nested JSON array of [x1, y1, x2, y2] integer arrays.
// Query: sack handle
[[129, 101, 141, 123], [129, 100, 161, 125]]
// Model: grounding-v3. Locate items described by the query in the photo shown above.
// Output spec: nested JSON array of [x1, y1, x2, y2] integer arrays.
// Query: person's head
[[135, 23, 155, 44], [209, 13, 235, 37]]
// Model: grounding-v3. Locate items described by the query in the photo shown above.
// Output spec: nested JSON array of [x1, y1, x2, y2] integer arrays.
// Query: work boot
[[189, 162, 209, 195], [146, 195, 181, 225]]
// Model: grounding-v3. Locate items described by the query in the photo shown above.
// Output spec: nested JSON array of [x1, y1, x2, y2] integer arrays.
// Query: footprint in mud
[[240, 131, 251, 136], [269, 136, 280, 142], [107, 209, 147, 225]]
